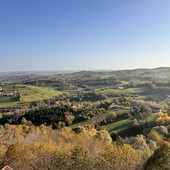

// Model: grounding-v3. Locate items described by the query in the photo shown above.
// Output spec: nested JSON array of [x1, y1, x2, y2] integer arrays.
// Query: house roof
[[152, 107, 161, 110], [1, 165, 13, 170]]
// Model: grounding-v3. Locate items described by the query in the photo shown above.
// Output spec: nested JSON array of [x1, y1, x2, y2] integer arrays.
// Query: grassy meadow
[[17, 85, 62, 102], [0, 85, 62, 108]]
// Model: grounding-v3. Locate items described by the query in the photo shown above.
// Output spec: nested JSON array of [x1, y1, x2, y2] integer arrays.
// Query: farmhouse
[[109, 103, 121, 109], [152, 107, 161, 113], [0, 91, 15, 97], [1, 165, 13, 170]]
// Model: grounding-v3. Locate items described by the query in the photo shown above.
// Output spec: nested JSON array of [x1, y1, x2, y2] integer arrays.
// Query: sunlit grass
[[17, 85, 62, 102], [105, 119, 134, 136], [99, 86, 151, 96], [0, 101, 18, 108]]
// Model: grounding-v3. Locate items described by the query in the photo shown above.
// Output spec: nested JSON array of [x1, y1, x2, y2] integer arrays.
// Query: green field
[[0, 101, 19, 108], [99, 86, 151, 96], [1, 85, 15, 90], [17, 85, 62, 102], [105, 119, 134, 136], [72, 113, 135, 137], [0, 85, 62, 108]]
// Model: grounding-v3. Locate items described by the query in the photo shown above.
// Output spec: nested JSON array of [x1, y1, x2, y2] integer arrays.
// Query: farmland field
[[0, 101, 18, 108], [16, 85, 62, 102], [0, 85, 62, 108], [99, 86, 151, 96], [105, 119, 135, 136]]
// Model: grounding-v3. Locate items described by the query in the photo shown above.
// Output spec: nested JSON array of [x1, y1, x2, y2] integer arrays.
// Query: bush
[[144, 143, 170, 170], [72, 126, 86, 134]]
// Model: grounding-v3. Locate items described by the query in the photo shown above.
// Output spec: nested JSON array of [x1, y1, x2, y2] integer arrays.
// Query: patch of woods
[[0, 124, 170, 170], [0, 106, 74, 129], [69, 91, 107, 102], [1, 92, 170, 169]]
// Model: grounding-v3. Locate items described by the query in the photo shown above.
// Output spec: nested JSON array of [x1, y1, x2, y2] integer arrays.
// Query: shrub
[[144, 143, 170, 170]]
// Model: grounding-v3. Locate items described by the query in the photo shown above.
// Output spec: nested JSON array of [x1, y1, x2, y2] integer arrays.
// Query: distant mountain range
[[0, 67, 170, 83]]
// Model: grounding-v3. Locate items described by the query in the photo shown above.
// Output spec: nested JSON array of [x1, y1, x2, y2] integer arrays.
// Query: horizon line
[[0, 66, 170, 73]]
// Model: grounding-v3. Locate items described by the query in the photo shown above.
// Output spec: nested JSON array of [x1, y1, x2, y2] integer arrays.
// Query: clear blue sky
[[0, 0, 170, 71]]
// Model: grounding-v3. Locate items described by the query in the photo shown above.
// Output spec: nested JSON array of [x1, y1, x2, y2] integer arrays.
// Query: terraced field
[[105, 119, 135, 136]]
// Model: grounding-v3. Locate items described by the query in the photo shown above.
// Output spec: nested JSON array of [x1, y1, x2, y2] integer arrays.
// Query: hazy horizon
[[0, 0, 170, 71], [1, 66, 170, 73]]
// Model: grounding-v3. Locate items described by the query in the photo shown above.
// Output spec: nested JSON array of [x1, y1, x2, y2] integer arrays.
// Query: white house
[[152, 107, 161, 113], [109, 103, 121, 109]]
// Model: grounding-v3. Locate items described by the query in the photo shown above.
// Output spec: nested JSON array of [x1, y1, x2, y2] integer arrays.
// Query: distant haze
[[0, 0, 170, 71]]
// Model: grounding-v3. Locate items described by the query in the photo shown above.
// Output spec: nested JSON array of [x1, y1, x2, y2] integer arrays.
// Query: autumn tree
[[144, 143, 170, 170]]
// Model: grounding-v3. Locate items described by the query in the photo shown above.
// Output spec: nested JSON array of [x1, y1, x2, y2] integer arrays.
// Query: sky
[[0, 0, 170, 71]]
